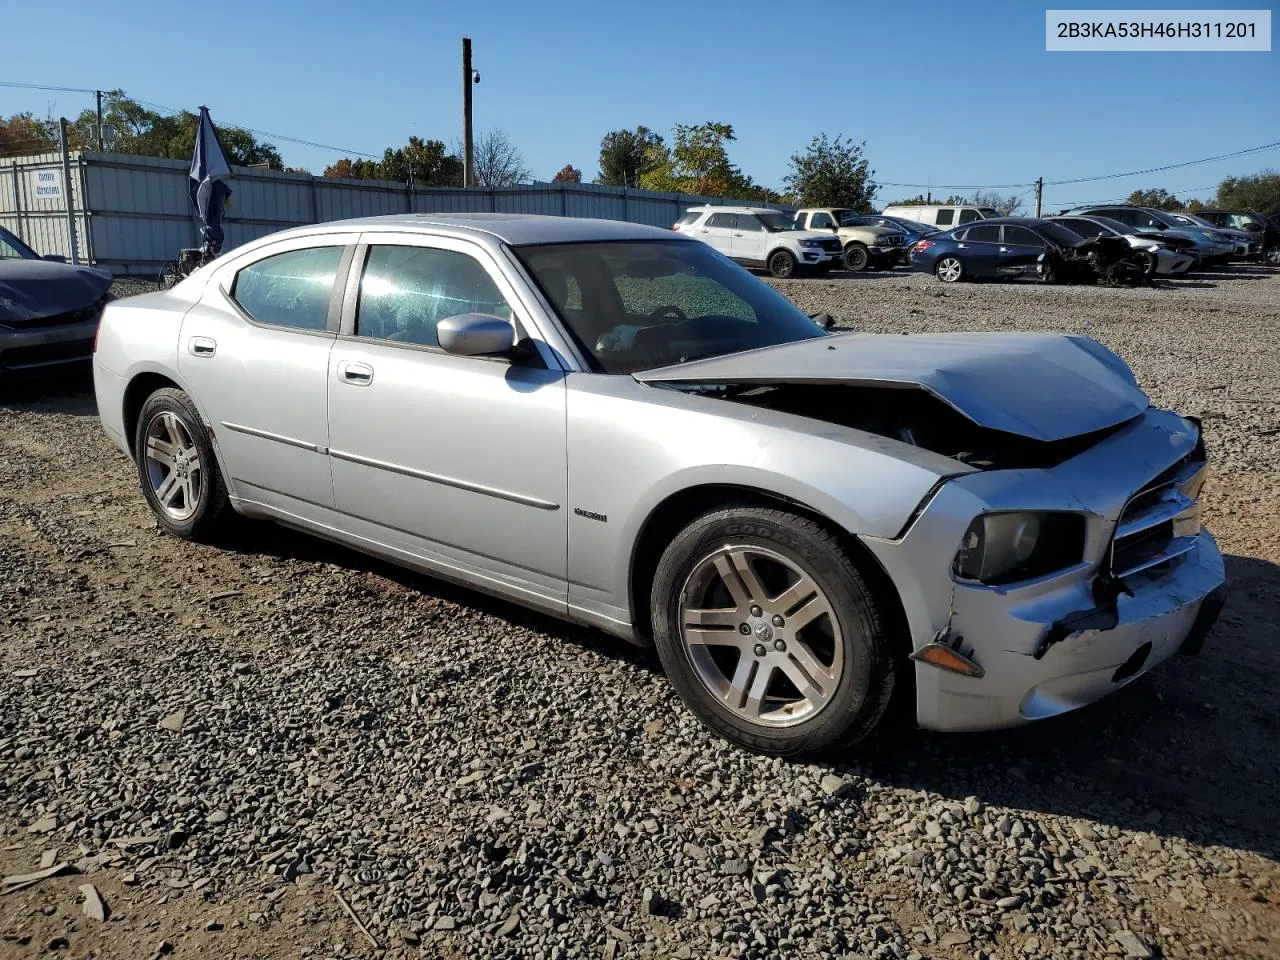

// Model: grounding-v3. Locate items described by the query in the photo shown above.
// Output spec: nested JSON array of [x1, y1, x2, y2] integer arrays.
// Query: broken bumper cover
[[930, 530, 1224, 731], [858, 407, 1227, 733]]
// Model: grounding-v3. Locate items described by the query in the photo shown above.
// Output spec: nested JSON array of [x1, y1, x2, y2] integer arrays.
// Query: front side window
[[355, 245, 510, 349], [231, 246, 344, 331], [935, 208, 955, 225], [706, 213, 736, 229], [735, 214, 765, 232], [516, 240, 825, 374], [809, 212, 835, 230], [756, 211, 794, 232], [1003, 226, 1044, 247]]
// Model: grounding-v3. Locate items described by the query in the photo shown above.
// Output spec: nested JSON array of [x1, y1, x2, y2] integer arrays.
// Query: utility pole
[[95, 90, 104, 151], [58, 117, 80, 265], [1034, 176, 1043, 218], [462, 37, 475, 188]]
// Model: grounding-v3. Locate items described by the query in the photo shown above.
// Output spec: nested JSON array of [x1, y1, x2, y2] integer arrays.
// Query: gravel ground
[[0, 267, 1277, 960]]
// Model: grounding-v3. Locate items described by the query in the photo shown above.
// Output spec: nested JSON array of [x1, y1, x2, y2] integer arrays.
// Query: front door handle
[[338, 360, 374, 385], [188, 337, 216, 357]]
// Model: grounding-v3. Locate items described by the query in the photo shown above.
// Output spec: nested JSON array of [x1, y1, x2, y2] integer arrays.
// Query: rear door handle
[[188, 337, 216, 357], [338, 360, 374, 385]]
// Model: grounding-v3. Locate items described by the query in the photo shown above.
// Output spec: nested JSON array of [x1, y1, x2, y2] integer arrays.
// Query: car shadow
[[0, 365, 98, 415], [220, 517, 1278, 859]]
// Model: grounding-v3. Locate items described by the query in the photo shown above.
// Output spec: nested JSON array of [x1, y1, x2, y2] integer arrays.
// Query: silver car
[[92, 214, 1227, 756], [1047, 215, 1196, 276]]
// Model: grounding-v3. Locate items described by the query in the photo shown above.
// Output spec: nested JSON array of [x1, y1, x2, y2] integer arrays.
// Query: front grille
[[820, 238, 842, 253], [0, 338, 94, 370], [1109, 453, 1205, 579]]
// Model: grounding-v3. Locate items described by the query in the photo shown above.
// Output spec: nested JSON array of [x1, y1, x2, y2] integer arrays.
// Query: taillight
[[914, 240, 934, 252]]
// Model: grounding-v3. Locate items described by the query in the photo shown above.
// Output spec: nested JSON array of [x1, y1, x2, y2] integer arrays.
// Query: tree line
[[3, 95, 1277, 213]]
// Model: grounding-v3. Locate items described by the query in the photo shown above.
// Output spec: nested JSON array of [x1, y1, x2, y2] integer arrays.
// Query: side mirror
[[437, 312, 515, 357], [42, 254, 67, 263]]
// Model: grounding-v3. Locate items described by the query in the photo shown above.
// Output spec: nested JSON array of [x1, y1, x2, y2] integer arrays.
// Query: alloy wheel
[[937, 257, 963, 282], [143, 411, 203, 521], [678, 545, 843, 728]]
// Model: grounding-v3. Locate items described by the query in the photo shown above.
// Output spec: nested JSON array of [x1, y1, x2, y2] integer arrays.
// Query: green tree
[[1214, 170, 1280, 213], [1125, 187, 1182, 211], [0, 112, 55, 156], [597, 126, 666, 187], [639, 122, 761, 197], [44, 91, 283, 167], [324, 137, 462, 184], [784, 134, 875, 209], [553, 164, 583, 182]]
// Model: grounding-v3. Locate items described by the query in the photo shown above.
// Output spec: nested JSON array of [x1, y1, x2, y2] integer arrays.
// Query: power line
[[0, 80, 379, 159]]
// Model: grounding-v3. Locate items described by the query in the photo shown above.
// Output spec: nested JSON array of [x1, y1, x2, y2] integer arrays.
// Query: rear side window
[[965, 225, 1001, 242], [231, 246, 344, 331], [935, 208, 955, 225], [706, 213, 736, 228], [958, 209, 982, 224], [355, 245, 510, 349]]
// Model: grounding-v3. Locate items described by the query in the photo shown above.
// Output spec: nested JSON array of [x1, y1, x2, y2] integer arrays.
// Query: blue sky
[[2, 0, 1276, 209]]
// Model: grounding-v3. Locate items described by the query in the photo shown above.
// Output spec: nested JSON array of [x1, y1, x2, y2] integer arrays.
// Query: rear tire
[[935, 256, 964, 283], [134, 388, 230, 542], [650, 505, 898, 756], [843, 243, 870, 272], [767, 250, 797, 279]]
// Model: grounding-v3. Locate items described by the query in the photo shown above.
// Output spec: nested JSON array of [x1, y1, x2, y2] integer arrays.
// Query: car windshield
[[835, 210, 867, 226], [0, 226, 39, 260], [514, 240, 828, 375], [1085, 216, 1131, 235], [756, 211, 794, 232]]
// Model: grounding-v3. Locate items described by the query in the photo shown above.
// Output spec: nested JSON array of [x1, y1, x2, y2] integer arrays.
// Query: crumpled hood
[[636, 332, 1150, 443], [0, 260, 113, 325]]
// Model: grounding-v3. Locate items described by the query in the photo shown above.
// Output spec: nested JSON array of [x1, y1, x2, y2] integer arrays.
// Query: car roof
[[254, 212, 685, 247], [687, 205, 785, 215], [955, 216, 1047, 226]]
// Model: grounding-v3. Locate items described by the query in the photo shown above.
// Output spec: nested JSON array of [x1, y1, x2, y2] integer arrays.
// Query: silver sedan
[[92, 214, 1227, 756]]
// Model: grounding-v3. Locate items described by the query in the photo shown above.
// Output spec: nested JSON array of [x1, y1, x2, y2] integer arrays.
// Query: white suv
[[674, 206, 843, 278]]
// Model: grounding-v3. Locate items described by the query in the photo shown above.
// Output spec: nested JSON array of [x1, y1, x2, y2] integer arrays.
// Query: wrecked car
[[912, 217, 1150, 285], [92, 214, 1227, 756], [0, 225, 114, 375]]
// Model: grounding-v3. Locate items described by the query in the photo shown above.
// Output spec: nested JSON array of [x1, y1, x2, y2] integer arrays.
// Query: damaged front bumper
[[860, 407, 1228, 732]]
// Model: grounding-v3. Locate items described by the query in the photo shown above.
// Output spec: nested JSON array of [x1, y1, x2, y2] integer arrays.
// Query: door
[[326, 236, 568, 600], [178, 236, 355, 507], [730, 213, 768, 262], [953, 224, 1001, 276], [696, 212, 737, 257], [999, 225, 1047, 274]]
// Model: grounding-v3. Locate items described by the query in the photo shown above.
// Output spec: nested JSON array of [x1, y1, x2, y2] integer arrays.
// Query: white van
[[880, 204, 1001, 231]]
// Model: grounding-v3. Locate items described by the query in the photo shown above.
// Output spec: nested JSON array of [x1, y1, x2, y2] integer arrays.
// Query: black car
[[1194, 209, 1280, 265]]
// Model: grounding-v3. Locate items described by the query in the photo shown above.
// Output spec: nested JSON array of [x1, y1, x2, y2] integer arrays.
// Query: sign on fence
[[31, 169, 63, 200]]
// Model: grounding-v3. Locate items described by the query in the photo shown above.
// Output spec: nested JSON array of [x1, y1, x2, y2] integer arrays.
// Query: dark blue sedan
[[910, 217, 1086, 282]]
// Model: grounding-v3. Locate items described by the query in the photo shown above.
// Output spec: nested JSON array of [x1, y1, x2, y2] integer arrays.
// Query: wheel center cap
[[753, 622, 774, 643]]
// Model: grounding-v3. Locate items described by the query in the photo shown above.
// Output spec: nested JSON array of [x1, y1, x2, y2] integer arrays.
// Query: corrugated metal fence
[[0, 150, 792, 276]]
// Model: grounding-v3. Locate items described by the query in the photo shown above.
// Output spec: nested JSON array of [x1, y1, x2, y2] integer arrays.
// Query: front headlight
[[800, 239, 824, 248], [953, 511, 1086, 585]]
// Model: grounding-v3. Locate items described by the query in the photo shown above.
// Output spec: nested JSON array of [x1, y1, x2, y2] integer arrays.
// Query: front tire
[[134, 387, 230, 541], [650, 505, 898, 756], [843, 243, 870, 272], [767, 250, 797, 279], [935, 256, 964, 283], [1265, 243, 1280, 266]]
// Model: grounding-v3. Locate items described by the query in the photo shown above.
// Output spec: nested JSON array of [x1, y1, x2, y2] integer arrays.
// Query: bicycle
[[157, 244, 217, 291]]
